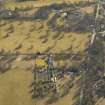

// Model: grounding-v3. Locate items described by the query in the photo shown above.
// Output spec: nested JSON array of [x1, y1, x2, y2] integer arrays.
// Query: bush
[[0, 10, 18, 19]]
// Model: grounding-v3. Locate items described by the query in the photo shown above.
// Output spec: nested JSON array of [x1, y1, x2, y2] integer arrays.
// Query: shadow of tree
[[0, 51, 17, 73], [45, 92, 59, 105], [47, 12, 94, 33], [52, 31, 61, 40]]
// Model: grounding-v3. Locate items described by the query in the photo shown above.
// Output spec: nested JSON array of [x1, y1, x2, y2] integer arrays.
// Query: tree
[[74, 39, 105, 105]]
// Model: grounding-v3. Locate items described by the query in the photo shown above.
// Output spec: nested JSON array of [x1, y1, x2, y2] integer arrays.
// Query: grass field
[[0, 19, 90, 53], [0, 0, 105, 105], [0, 68, 77, 105], [4, 0, 85, 10]]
